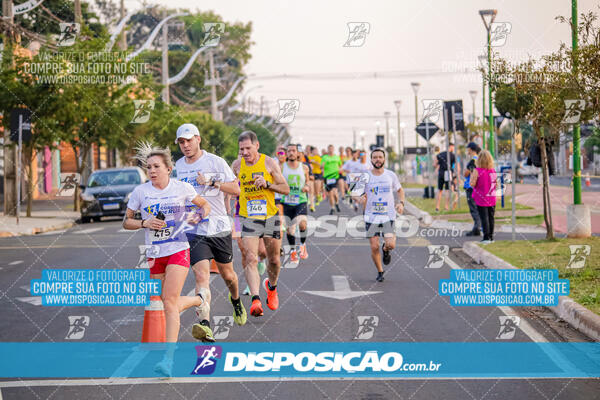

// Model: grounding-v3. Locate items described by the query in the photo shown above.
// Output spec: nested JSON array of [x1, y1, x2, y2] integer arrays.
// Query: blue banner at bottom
[[1, 342, 599, 378]]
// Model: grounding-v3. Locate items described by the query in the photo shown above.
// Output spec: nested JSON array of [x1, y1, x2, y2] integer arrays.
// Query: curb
[[404, 200, 432, 226], [463, 241, 600, 342], [0, 220, 75, 237]]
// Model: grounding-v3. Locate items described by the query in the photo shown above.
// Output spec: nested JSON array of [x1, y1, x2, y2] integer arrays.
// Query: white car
[[517, 160, 541, 178]]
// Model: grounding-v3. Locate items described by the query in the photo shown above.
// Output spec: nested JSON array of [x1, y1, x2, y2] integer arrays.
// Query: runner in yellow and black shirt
[[232, 131, 290, 318]]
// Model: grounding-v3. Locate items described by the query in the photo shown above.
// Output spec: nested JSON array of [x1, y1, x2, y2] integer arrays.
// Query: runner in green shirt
[[321, 145, 342, 214]]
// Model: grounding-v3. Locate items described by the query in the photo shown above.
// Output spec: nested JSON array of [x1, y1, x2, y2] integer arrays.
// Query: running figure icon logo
[[131, 100, 155, 124], [566, 245, 591, 269], [201, 23, 225, 47], [212, 316, 233, 340], [354, 316, 379, 340], [137, 245, 159, 269], [275, 99, 300, 124], [348, 173, 370, 197], [343, 22, 370, 47], [562, 100, 586, 124], [191, 345, 222, 375], [57, 23, 79, 46], [496, 316, 520, 340], [57, 173, 80, 197], [65, 316, 90, 340], [421, 99, 443, 123], [489, 22, 512, 47], [425, 245, 449, 269]]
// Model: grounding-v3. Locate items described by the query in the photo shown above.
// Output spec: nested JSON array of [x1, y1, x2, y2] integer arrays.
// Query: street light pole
[[161, 19, 169, 104], [478, 55, 487, 150], [469, 90, 477, 124], [394, 100, 402, 170], [384, 111, 391, 149], [411, 82, 421, 177], [479, 9, 497, 157], [572, 0, 581, 205], [360, 131, 366, 150]]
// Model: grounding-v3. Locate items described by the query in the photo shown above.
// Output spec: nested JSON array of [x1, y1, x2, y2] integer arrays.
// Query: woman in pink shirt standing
[[469, 150, 497, 244]]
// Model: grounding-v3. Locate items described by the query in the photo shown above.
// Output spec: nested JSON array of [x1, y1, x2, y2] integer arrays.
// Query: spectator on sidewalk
[[470, 150, 497, 244], [463, 142, 481, 236], [433, 143, 458, 212]]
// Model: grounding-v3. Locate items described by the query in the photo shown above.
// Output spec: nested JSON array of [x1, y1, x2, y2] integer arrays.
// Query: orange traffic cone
[[141, 295, 166, 342], [585, 174, 591, 187], [210, 259, 220, 274]]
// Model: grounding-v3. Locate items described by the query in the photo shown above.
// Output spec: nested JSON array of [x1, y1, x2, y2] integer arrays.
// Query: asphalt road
[[0, 200, 598, 399]]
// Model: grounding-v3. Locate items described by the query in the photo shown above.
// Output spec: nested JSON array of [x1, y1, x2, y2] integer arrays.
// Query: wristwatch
[[266, 181, 271, 189]]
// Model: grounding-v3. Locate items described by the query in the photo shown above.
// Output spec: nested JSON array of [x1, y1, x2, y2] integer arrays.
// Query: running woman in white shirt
[[355, 148, 404, 282], [174, 124, 247, 343], [123, 143, 211, 375]]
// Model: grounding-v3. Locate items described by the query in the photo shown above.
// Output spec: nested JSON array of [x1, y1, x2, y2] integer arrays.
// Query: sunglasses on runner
[[277, 151, 286, 156]]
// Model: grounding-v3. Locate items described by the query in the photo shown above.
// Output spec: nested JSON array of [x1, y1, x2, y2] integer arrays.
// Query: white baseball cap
[[175, 123, 200, 143]]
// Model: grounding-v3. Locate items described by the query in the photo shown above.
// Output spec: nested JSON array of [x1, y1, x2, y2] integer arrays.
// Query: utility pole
[[384, 111, 391, 149], [119, 0, 126, 50], [3, 0, 17, 215], [74, 0, 82, 25], [259, 96, 264, 117], [161, 19, 169, 104], [209, 50, 219, 120]]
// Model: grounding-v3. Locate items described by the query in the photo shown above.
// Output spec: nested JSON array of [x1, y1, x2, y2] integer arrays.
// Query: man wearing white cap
[[174, 123, 247, 342]]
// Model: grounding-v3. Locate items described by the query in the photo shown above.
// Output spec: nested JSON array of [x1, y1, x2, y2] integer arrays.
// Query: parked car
[[79, 167, 146, 223], [517, 160, 540, 178]]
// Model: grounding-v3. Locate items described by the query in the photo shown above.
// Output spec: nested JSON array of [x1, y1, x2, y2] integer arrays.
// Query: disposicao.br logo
[[191, 345, 222, 375]]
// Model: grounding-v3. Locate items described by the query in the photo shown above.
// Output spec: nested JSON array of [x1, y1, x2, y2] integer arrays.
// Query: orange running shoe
[[290, 250, 299, 262], [250, 299, 263, 317], [263, 278, 279, 310], [299, 245, 308, 260]]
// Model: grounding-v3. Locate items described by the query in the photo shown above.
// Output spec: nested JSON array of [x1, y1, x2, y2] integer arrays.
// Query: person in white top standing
[[174, 123, 247, 343], [355, 148, 404, 282], [123, 143, 210, 375]]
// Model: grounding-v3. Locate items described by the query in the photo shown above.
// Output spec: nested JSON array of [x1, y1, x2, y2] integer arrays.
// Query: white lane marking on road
[[15, 296, 42, 306], [0, 376, 589, 388], [76, 227, 104, 234], [118, 228, 136, 233], [39, 230, 67, 236], [8, 260, 24, 265], [302, 275, 382, 300], [15, 285, 41, 305]]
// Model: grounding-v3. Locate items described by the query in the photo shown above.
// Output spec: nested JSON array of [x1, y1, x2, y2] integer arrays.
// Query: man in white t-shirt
[[355, 148, 404, 282], [175, 123, 247, 343]]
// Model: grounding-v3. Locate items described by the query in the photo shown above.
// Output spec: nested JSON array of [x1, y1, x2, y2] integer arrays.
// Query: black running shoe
[[376, 271, 385, 282], [335, 204, 341, 212], [329, 208, 335, 215], [382, 243, 391, 265]]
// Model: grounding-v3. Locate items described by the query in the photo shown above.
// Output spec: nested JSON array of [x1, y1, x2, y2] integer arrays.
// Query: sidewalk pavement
[[0, 198, 79, 237], [503, 184, 600, 234]]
